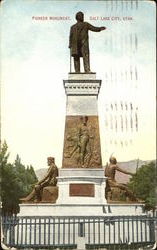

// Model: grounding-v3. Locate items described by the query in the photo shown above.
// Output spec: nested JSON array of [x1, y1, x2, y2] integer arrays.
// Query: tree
[[128, 161, 157, 210], [13, 155, 38, 197], [0, 142, 20, 214], [0, 142, 38, 215]]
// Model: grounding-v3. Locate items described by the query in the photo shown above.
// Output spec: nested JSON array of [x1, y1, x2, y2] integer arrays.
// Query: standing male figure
[[69, 11, 106, 73], [65, 116, 92, 167]]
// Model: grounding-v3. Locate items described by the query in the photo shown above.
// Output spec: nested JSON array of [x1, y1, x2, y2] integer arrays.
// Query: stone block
[[68, 73, 96, 80], [41, 186, 58, 203]]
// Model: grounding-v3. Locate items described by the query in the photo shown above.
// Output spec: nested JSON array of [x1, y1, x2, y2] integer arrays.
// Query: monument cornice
[[63, 80, 101, 96]]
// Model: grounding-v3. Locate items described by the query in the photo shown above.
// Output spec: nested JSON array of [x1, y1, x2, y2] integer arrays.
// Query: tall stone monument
[[57, 11, 107, 205], [19, 12, 143, 217]]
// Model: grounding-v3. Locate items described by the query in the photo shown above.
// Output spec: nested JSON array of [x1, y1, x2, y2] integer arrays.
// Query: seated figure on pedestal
[[105, 156, 137, 202], [21, 157, 58, 203]]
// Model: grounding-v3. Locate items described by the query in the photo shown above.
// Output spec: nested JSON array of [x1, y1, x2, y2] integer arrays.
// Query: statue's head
[[80, 115, 88, 125], [47, 157, 55, 165], [109, 156, 117, 164], [75, 11, 84, 22]]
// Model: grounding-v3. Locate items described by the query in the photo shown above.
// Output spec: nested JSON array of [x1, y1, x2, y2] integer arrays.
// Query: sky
[[1, 0, 156, 169]]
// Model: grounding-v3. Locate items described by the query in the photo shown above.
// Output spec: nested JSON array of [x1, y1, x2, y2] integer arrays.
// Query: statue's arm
[[87, 22, 106, 32], [37, 168, 52, 185], [116, 165, 134, 176]]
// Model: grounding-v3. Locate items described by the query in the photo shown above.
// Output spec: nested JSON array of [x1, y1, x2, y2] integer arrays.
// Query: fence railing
[[2, 215, 156, 249]]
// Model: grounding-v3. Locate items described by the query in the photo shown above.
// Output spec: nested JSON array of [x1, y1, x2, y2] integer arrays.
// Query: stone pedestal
[[56, 73, 107, 205], [56, 169, 107, 204], [62, 73, 102, 169], [41, 186, 58, 203]]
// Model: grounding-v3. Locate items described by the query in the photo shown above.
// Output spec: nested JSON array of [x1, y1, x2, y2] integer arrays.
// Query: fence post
[[149, 216, 155, 243]]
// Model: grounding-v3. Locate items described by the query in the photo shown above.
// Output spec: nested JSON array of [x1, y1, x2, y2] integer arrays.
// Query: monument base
[[19, 203, 145, 216], [19, 168, 145, 216]]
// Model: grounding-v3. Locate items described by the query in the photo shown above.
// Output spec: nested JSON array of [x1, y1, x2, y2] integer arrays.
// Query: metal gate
[[2, 215, 156, 249]]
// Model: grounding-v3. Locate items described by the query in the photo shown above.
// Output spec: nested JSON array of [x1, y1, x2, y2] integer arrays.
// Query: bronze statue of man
[[21, 157, 58, 202], [69, 12, 106, 73], [105, 156, 137, 201]]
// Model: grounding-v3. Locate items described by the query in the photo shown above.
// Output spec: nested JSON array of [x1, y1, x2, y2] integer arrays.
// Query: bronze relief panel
[[62, 116, 102, 168]]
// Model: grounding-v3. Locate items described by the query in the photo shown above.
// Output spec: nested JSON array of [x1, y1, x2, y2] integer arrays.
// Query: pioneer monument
[[13, 11, 149, 250], [20, 11, 142, 216], [3, 7, 155, 250]]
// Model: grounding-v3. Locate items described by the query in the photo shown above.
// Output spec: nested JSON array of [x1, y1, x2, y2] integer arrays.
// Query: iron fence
[[2, 215, 156, 249]]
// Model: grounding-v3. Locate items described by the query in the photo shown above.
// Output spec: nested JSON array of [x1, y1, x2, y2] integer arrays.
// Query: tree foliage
[[128, 161, 157, 210], [0, 142, 38, 215]]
